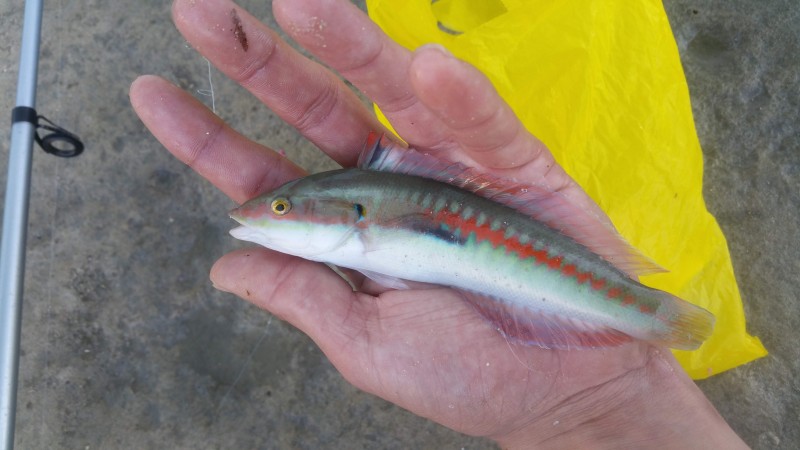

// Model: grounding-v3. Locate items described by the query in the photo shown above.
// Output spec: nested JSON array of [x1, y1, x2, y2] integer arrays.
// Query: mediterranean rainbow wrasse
[[229, 133, 714, 350]]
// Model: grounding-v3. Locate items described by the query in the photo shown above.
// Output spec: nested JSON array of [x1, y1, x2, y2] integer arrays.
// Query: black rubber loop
[[35, 115, 84, 157], [10, 108, 84, 157]]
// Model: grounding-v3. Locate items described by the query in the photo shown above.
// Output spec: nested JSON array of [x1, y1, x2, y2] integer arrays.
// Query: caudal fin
[[653, 294, 715, 351]]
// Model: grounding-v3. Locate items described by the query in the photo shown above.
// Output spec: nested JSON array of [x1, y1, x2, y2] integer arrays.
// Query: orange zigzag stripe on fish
[[428, 207, 653, 314], [229, 133, 714, 350]]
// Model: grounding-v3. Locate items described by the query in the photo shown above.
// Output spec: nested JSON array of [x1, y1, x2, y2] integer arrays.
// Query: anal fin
[[459, 291, 634, 349]]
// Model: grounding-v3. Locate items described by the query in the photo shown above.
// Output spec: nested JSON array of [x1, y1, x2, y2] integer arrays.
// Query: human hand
[[130, 0, 745, 447]]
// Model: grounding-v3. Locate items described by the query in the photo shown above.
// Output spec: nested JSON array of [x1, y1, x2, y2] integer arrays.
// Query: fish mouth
[[229, 225, 258, 241], [228, 209, 246, 225], [229, 225, 276, 249]]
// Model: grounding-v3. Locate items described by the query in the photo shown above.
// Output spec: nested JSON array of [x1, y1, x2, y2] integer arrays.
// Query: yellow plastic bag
[[367, 0, 767, 379]]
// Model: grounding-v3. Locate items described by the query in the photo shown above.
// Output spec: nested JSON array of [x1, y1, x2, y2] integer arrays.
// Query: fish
[[229, 133, 714, 350]]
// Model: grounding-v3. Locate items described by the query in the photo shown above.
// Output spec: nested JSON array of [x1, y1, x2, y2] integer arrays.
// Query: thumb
[[210, 247, 365, 346]]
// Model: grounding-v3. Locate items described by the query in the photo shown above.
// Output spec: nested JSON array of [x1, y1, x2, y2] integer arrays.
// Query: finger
[[172, 0, 384, 166], [409, 45, 545, 169], [211, 248, 495, 408], [130, 75, 303, 203], [272, 0, 449, 148], [408, 46, 612, 223], [211, 248, 375, 360], [273, 0, 607, 221]]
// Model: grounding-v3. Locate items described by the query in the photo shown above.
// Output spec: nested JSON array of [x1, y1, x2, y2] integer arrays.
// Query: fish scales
[[391, 174, 657, 321], [230, 167, 714, 350]]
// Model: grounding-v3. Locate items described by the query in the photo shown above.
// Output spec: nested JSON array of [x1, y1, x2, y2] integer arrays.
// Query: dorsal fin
[[358, 132, 665, 278]]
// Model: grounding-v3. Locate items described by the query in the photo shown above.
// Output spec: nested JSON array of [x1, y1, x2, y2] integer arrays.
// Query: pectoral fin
[[358, 270, 412, 290]]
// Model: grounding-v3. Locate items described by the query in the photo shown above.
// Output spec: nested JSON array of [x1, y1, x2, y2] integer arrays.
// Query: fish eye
[[354, 203, 366, 220], [270, 198, 291, 215]]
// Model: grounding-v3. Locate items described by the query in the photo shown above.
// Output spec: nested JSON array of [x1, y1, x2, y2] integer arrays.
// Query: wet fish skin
[[230, 168, 714, 351]]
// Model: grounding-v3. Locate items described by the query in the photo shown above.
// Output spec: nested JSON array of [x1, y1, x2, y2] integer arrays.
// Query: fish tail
[[652, 293, 715, 351]]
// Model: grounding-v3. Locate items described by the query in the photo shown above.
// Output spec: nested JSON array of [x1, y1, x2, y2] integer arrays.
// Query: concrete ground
[[0, 0, 796, 448]]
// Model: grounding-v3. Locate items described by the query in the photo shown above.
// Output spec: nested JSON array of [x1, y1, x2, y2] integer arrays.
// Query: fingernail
[[417, 43, 452, 57], [210, 275, 231, 294]]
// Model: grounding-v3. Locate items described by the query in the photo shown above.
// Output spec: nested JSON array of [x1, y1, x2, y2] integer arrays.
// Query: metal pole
[[1, 0, 44, 448]]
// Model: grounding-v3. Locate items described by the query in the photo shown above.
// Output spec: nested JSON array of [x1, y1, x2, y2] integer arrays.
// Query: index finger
[[130, 75, 304, 204], [172, 0, 385, 167]]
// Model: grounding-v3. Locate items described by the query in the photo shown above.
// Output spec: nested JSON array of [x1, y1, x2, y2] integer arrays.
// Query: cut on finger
[[172, 0, 384, 167]]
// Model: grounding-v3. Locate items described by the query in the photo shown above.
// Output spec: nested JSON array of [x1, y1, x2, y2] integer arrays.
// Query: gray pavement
[[0, 0, 797, 448]]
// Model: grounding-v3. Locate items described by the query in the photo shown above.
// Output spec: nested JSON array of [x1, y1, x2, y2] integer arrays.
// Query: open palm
[[130, 0, 723, 446]]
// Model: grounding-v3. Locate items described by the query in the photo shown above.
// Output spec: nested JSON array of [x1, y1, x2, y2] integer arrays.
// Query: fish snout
[[229, 198, 271, 224]]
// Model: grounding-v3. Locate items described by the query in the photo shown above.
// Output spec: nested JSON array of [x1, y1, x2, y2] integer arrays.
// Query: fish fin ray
[[358, 270, 412, 290], [358, 133, 665, 278], [356, 269, 442, 292], [458, 290, 634, 349], [651, 292, 715, 350]]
